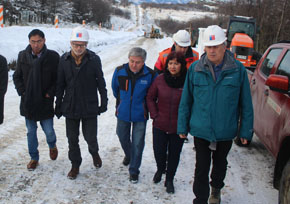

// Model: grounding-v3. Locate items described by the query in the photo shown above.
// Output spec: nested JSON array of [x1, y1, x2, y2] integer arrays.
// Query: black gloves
[[54, 103, 62, 119], [55, 109, 62, 119], [98, 106, 107, 115]]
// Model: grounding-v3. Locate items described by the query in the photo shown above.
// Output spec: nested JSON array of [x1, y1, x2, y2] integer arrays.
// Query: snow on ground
[[0, 7, 278, 204], [142, 7, 217, 22]]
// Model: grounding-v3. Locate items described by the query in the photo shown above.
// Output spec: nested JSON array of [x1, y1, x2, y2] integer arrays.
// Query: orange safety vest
[[154, 46, 199, 72]]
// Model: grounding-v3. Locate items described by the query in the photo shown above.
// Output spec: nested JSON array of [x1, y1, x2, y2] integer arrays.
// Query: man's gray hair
[[128, 47, 147, 61]]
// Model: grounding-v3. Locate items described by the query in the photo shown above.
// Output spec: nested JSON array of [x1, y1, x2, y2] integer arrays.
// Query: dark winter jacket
[[112, 63, 157, 122], [178, 50, 254, 142], [13, 45, 59, 121], [55, 49, 108, 119], [0, 55, 8, 124], [146, 67, 186, 134]]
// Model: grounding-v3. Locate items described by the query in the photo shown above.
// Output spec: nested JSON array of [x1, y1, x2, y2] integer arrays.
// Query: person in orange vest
[[154, 30, 199, 74]]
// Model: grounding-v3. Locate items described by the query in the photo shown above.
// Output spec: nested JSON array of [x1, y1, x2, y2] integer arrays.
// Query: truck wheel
[[279, 160, 290, 204], [234, 136, 251, 147]]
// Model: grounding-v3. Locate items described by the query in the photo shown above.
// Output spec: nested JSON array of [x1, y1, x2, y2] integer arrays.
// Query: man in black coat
[[0, 55, 8, 125], [13, 29, 60, 170], [55, 26, 108, 179]]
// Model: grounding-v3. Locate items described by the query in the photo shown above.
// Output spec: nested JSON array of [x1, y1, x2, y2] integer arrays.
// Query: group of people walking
[[0, 24, 253, 204]]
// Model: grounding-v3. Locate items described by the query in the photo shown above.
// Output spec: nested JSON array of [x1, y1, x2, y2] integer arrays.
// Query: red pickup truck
[[246, 42, 290, 204]]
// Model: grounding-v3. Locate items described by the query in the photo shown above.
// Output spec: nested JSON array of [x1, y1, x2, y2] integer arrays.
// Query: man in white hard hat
[[55, 26, 108, 179], [154, 30, 199, 74], [177, 25, 253, 204]]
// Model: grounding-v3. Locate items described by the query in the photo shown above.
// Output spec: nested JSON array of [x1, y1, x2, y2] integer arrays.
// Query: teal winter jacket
[[177, 50, 253, 142]]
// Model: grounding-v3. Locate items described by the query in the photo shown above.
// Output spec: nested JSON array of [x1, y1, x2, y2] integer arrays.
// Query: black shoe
[[129, 174, 138, 184], [153, 170, 163, 183], [122, 156, 130, 166], [165, 180, 175, 194], [93, 152, 102, 168]]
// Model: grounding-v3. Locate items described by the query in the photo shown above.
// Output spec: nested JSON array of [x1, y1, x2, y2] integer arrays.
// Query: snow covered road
[[0, 27, 278, 204]]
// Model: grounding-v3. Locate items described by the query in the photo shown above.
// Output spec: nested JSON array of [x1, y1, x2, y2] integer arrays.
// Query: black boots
[[164, 180, 174, 194], [122, 156, 130, 166], [93, 152, 102, 168], [153, 170, 163, 183]]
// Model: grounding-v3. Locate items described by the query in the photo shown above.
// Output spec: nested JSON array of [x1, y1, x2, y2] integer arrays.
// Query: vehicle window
[[276, 51, 290, 80], [228, 22, 255, 42], [260, 48, 282, 77]]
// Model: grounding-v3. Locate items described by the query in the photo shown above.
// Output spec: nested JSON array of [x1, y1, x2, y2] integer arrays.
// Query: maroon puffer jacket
[[146, 74, 183, 134]]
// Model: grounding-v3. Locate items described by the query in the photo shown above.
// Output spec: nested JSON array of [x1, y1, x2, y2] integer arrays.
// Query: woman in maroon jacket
[[146, 51, 187, 194]]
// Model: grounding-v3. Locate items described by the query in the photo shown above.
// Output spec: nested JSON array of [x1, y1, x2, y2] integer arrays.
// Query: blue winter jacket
[[177, 50, 253, 142], [112, 63, 157, 122]]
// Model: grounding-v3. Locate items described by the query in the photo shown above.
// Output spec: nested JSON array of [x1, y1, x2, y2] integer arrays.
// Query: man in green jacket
[[177, 25, 253, 204]]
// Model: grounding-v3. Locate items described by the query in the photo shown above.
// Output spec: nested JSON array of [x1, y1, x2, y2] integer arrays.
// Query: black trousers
[[66, 117, 99, 168], [193, 137, 233, 204], [153, 127, 184, 181]]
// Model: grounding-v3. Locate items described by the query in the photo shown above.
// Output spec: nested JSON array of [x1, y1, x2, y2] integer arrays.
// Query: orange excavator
[[226, 16, 261, 71]]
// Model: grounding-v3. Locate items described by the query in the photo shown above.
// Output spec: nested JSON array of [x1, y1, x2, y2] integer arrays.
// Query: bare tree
[[275, 0, 287, 42]]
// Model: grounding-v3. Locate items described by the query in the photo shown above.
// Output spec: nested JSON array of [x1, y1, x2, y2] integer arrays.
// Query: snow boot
[[153, 170, 163, 183], [92, 152, 102, 168], [209, 187, 221, 204], [122, 156, 130, 166], [164, 180, 175, 194]]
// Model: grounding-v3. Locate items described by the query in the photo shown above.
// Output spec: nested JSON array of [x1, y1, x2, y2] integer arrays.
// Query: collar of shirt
[[32, 51, 42, 58], [212, 60, 224, 80]]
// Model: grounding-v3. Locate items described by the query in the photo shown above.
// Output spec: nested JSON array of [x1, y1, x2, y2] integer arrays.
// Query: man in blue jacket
[[178, 25, 253, 204], [112, 47, 157, 183]]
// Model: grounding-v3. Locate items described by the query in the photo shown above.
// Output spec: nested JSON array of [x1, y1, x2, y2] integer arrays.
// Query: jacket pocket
[[118, 76, 129, 91], [86, 96, 98, 114], [61, 95, 72, 113], [221, 78, 240, 103], [193, 78, 209, 105]]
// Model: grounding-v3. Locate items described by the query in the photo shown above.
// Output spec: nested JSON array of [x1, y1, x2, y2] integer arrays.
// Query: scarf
[[24, 45, 48, 119], [164, 67, 187, 88]]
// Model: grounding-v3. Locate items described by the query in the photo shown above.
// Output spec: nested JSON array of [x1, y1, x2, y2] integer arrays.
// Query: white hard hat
[[204, 25, 227, 46], [173, 30, 191, 47], [70, 26, 89, 42]]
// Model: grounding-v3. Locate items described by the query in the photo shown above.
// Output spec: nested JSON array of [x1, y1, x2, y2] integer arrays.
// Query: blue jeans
[[25, 118, 57, 161], [117, 119, 146, 175]]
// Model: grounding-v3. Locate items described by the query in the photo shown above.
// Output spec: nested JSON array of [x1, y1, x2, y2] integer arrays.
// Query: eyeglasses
[[71, 43, 87, 48]]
